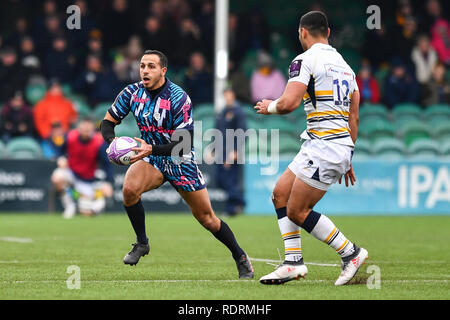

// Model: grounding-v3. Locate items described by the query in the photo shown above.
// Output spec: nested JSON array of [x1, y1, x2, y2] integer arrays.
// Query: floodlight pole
[[214, 0, 229, 113]]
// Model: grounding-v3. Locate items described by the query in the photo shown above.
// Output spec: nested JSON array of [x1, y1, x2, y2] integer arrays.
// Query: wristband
[[267, 99, 279, 114]]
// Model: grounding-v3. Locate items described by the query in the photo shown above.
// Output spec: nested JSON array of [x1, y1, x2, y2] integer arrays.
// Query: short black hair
[[143, 49, 168, 68], [299, 11, 329, 38]]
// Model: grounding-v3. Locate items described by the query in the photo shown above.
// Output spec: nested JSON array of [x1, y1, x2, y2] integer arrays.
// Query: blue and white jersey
[[108, 78, 194, 161]]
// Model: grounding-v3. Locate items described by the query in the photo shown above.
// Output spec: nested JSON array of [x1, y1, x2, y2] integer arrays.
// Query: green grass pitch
[[0, 213, 449, 300]]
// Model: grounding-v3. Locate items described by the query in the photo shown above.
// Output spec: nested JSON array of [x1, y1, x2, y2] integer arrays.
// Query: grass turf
[[0, 213, 449, 300]]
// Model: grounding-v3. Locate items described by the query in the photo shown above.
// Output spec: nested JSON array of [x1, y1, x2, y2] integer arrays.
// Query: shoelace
[[128, 243, 138, 254], [266, 248, 284, 270]]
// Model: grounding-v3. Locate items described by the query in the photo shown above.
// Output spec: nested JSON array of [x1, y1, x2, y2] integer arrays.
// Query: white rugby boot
[[335, 245, 369, 286], [260, 259, 308, 285]]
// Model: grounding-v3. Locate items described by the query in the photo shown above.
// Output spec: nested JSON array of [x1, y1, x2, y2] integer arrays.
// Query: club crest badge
[[154, 112, 161, 121]]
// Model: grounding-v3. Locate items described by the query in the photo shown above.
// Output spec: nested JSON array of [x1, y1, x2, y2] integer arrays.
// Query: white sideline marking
[[0, 237, 33, 243], [250, 257, 339, 267]]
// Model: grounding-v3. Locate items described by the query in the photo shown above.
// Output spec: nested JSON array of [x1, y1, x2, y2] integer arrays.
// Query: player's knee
[[271, 189, 287, 207], [197, 213, 219, 232], [51, 171, 66, 191], [122, 184, 140, 206]]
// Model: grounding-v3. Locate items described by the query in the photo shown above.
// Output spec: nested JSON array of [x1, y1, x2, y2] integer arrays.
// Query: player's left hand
[[130, 137, 152, 163], [339, 163, 356, 187], [254, 99, 272, 115]]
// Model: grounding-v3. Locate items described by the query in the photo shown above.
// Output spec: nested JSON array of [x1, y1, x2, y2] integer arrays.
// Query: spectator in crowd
[[0, 90, 34, 143], [412, 34, 439, 84], [51, 117, 113, 218], [43, 35, 76, 84], [114, 35, 143, 84], [102, 0, 134, 52], [41, 121, 66, 159], [420, 0, 446, 33], [227, 59, 251, 104], [33, 81, 77, 139], [383, 59, 420, 108], [139, 16, 172, 57], [0, 47, 28, 102], [4, 16, 30, 49], [72, 54, 123, 107], [394, 16, 418, 70], [395, 0, 415, 30], [171, 18, 202, 69], [195, 1, 214, 61], [0, 0, 31, 34], [215, 87, 247, 217], [35, 14, 64, 57], [19, 36, 42, 78], [430, 19, 450, 65], [165, 0, 191, 25], [66, 0, 96, 52], [228, 13, 246, 66], [75, 30, 111, 73], [183, 52, 213, 104], [250, 51, 286, 103], [362, 23, 393, 69], [239, 8, 270, 54], [422, 63, 450, 106], [356, 65, 381, 104]]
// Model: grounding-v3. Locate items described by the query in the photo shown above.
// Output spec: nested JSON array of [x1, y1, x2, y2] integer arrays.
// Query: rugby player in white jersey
[[255, 11, 368, 286]]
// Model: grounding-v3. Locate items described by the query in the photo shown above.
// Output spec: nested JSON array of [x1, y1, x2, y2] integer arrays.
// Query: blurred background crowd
[[0, 0, 449, 160]]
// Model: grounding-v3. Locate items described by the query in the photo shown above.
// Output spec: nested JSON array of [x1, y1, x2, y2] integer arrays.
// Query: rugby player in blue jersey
[[100, 50, 253, 279]]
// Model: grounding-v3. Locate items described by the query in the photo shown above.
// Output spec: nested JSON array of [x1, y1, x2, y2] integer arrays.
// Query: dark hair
[[143, 49, 168, 68], [299, 11, 329, 38]]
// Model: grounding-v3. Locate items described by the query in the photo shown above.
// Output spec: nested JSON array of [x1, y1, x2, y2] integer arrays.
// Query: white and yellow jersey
[[288, 43, 358, 147]]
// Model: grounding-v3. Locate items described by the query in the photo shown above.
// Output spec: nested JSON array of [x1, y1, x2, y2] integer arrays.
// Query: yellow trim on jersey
[[285, 248, 302, 251], [307, 110, 350, 119], [304, 90, 333, 99], [308, 127, 349, 137]]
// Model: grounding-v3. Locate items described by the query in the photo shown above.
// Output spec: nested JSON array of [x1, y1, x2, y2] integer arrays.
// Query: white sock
[[303, 210, 355, 258], [276, 207, 302, 263]]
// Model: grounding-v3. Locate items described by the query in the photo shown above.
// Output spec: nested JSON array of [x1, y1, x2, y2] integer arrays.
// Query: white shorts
[[52, 168, 95, 198], [288, 139, 353, 191]]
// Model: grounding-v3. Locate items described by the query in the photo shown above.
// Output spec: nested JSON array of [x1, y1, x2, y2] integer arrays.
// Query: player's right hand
[[129, 137, 152, 163], [339, 163, 356, 187]]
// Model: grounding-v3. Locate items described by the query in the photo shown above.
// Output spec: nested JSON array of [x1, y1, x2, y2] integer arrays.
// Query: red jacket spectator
[[356, 67, 381, 104], [430, 19, 450, 65], [33, 82, 77, 139]]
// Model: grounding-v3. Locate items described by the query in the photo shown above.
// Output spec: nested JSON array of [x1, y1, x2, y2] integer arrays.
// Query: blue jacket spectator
[[183, 52, 213, 104], [384, 60, 420, 108], [72, 54, 123, 107]]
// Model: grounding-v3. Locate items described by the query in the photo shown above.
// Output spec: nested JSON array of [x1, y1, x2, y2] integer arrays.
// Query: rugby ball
[[107, 136, 138, 166]]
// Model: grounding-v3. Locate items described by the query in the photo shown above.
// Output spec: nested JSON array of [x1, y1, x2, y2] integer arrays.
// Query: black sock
[[124, 199, 148, 245], [212, 220, 245, 260]]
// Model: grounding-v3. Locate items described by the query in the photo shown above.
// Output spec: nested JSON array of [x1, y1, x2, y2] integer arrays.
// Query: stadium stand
[[6, 136, 43, 159], [408, 138, 441, 158], [372, 137, 407, 159]]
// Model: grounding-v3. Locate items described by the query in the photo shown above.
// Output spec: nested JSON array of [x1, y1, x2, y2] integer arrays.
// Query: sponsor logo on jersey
[[289, 59, 302, 78], [132, 95, 149, 104]]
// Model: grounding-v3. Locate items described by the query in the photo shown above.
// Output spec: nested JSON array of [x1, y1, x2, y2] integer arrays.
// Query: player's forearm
[[152, 130, 193, 156], [348, 116, 359, 144], [100, 119, 117, 145], [348, 92, 360, 144]]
